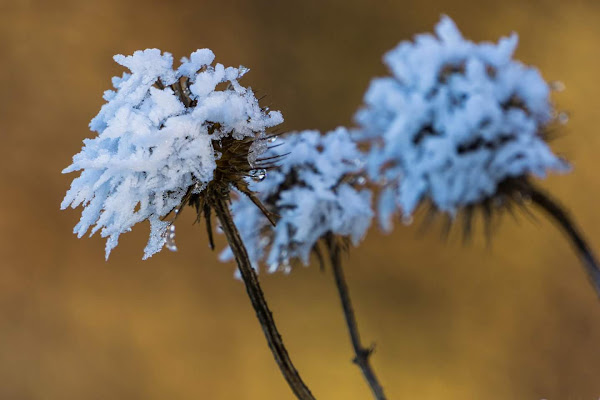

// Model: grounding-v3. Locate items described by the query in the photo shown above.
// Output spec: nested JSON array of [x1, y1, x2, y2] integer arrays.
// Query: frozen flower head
[[61, 49, 283, 259], [221, 128, 373, 273], [355, 16, 570, 233]]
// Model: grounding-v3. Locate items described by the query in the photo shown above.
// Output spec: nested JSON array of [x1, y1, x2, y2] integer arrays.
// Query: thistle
[[221, 128, 373, 271], [222, 128, 387, 399], [61, 49, 315, 400], [355, 16, 600, 298]]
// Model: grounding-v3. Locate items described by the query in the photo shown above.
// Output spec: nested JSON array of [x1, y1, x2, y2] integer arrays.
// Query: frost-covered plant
[[356, 16, 600, 297], [356, 16, 569, 231], [221, 128, 386, 400], [61, 48, 281, 259], [61, 48, 315, 400], [221, 127, 373, 272]]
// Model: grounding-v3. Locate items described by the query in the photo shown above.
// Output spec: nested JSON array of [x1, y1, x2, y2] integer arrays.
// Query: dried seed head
[[220, 128, 373, 273], [61, 48, 282, 259], [355, 16, 570, 235]]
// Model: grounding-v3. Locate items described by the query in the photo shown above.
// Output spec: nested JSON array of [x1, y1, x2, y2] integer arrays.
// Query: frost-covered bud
[[61, 49, 282, 259], [220, 128, 373, 273], [355, 16, 569, 231]]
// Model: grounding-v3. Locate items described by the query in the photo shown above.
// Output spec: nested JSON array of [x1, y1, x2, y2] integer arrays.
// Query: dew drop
[[249, 168, 267, 182], [166, 224, 178, 252], [356, 176, 367, 185], [281, 258, 292, 274], [402, 215, 413, 226], [268, 136, 277, 143]]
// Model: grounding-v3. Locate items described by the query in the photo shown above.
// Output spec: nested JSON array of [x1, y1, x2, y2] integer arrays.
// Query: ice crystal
[[220, 128, 373, 272], [355, 16, 569, 231], [61, 49, 283, 259]]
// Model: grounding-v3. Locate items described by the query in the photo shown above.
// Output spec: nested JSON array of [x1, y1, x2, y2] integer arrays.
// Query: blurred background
[[1, 0, 600, 398]]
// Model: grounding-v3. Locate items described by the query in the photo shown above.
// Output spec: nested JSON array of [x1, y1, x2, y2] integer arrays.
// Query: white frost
[[62, 48, 283, 259], [355, 16, 569, 229], [220, 128, 373, 272]]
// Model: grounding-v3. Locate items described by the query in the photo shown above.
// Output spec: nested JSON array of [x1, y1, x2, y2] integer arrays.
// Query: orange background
[[1, 0, 600, 399]]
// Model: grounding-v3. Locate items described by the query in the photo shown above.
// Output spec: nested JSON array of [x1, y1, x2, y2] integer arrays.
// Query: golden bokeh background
[[1, 0, 600, 398]]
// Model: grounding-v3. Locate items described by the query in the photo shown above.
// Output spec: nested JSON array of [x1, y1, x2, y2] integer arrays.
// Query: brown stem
[[325, 234, 387, 400], [213, 196, 316, 400], [526, 183, 600, 299]]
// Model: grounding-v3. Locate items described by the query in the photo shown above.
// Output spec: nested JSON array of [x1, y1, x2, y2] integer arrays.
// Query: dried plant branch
[[213, 196, 316, 400], [525, 183, 600, 299], [325, 233, 387, 400]]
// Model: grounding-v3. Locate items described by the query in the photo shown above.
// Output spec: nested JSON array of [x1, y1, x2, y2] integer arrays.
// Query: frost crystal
[[355, 16, 569, 230], [220, 128, 373, 273], [61, 49, 283, 259]]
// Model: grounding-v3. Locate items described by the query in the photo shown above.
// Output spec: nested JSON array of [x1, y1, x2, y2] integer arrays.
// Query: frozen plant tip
[[61, 48, 281, 259], [221, 127, 373, 272], [356, 17, 600, 298], [222, 128, 387, 399], [61, 49, 315, 400]]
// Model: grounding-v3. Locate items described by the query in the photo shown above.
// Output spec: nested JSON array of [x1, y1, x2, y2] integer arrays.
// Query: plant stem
[[527, 184, 600, 299], [213, 196, 316, 400], [325, 234, 387, 400]]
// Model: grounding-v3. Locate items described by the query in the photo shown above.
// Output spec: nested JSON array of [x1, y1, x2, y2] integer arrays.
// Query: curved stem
[[325, 234, 387, 400], [526, 184, 600, 299], [213, 197, 316, 400]]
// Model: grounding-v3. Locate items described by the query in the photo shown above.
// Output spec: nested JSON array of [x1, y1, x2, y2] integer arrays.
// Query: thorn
[[204, 204, 215, 250]]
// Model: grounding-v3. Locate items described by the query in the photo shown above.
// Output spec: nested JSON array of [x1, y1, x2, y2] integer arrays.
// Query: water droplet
[[281, 258, 292, 274], [550, 81, 565, 92], [558, 111, 569, 125], [249, 168, 267, 182], [166, 224, 178, 252], [268, 136, 277, 143], [356, 176, 367, 185], [174, 207, 181, 215], [402, 215, 413, 226]]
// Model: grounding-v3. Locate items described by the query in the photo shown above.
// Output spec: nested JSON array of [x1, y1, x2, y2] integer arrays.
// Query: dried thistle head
[[61, 48, 282, 259], [178, 130, 282, 250], [355, 16, 570, 238], [220, 128, 373, 273]]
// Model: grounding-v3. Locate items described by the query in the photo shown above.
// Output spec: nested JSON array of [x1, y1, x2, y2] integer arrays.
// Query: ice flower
[[61, 48, 283, 259], [220, 128, 373, 273], [355, 16, 570, 232]]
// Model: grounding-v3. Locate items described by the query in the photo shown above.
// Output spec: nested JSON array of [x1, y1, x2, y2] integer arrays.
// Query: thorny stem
[[526, 183, 600, 299], [325, 233, 387, 400], [213, 196, 316, 400]]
